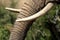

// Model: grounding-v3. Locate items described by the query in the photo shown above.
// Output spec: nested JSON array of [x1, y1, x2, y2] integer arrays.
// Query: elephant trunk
[[9, 21, 32, 40], [9, 0, 45, 40]]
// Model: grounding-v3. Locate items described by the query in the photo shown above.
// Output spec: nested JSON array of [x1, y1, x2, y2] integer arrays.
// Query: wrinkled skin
[[0, 0, 60, 40]]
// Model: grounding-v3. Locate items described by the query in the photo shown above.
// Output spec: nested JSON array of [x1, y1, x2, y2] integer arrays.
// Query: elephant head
[[5, 0, 60, 40]]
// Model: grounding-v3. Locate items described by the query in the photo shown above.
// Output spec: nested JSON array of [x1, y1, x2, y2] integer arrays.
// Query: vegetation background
[[0, 0, 60, 40]]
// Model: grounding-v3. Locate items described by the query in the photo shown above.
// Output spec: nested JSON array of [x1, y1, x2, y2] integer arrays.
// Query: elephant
[[3, 0, 60, 40]]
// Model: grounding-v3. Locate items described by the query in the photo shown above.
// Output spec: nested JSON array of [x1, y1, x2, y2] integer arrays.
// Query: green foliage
[[0, 26, 10, 40], [25, 5, 60, 40], [0, 6, 17, 40]]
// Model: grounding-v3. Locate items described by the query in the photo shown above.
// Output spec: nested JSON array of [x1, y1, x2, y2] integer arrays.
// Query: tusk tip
[[5, 7, 20, 13], [16, 20, 21, 22]]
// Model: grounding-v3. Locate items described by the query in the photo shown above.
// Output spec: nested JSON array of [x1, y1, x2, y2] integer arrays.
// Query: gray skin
[[0, 0, 59, 40]]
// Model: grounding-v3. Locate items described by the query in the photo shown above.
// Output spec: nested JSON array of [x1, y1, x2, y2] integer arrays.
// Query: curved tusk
[[5, 7, 21, 13], [16, 3, 54, 22]]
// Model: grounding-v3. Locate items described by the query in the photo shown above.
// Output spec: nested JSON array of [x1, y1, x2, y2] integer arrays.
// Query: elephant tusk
[[5, 7, 21, 13], [16, 3, 54, 22]]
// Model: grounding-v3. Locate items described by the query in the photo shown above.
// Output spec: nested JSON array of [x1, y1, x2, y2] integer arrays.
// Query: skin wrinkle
[[20, 11, 32, 16], [24, 2, 37, 12], [23, 5, 36, 15], [19, 12, 28, 17], [21, 5, 32, 15], [13, 26, 25, 31], [11, 26, 26, 35], [17, 14, 26, 18], [21, 7, 34, 15], [10, 20, 31, 40], [12, 29, 25, 35], [13, 21, 29, 33], [26, 2, 38, 11], [23, 3, 34, 11], [21, 8, 32, 16], [14, 24, 27, 30], [11, 30, 24, 37], [14, 22, 27, 27], [10, 21, 29, 39], [20, 3, 34, 16], [20, 8, 33, 16], [9, 25, 27, 39]]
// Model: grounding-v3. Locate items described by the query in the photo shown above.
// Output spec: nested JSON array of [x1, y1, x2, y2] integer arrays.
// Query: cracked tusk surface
[[5, 7, 21, 12], [16, 3, 54, 22]]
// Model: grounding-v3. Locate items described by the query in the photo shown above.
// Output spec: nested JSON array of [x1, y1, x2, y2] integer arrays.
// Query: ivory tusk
[[5, 7, 21, 13], [16, 3, 54, 22]]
